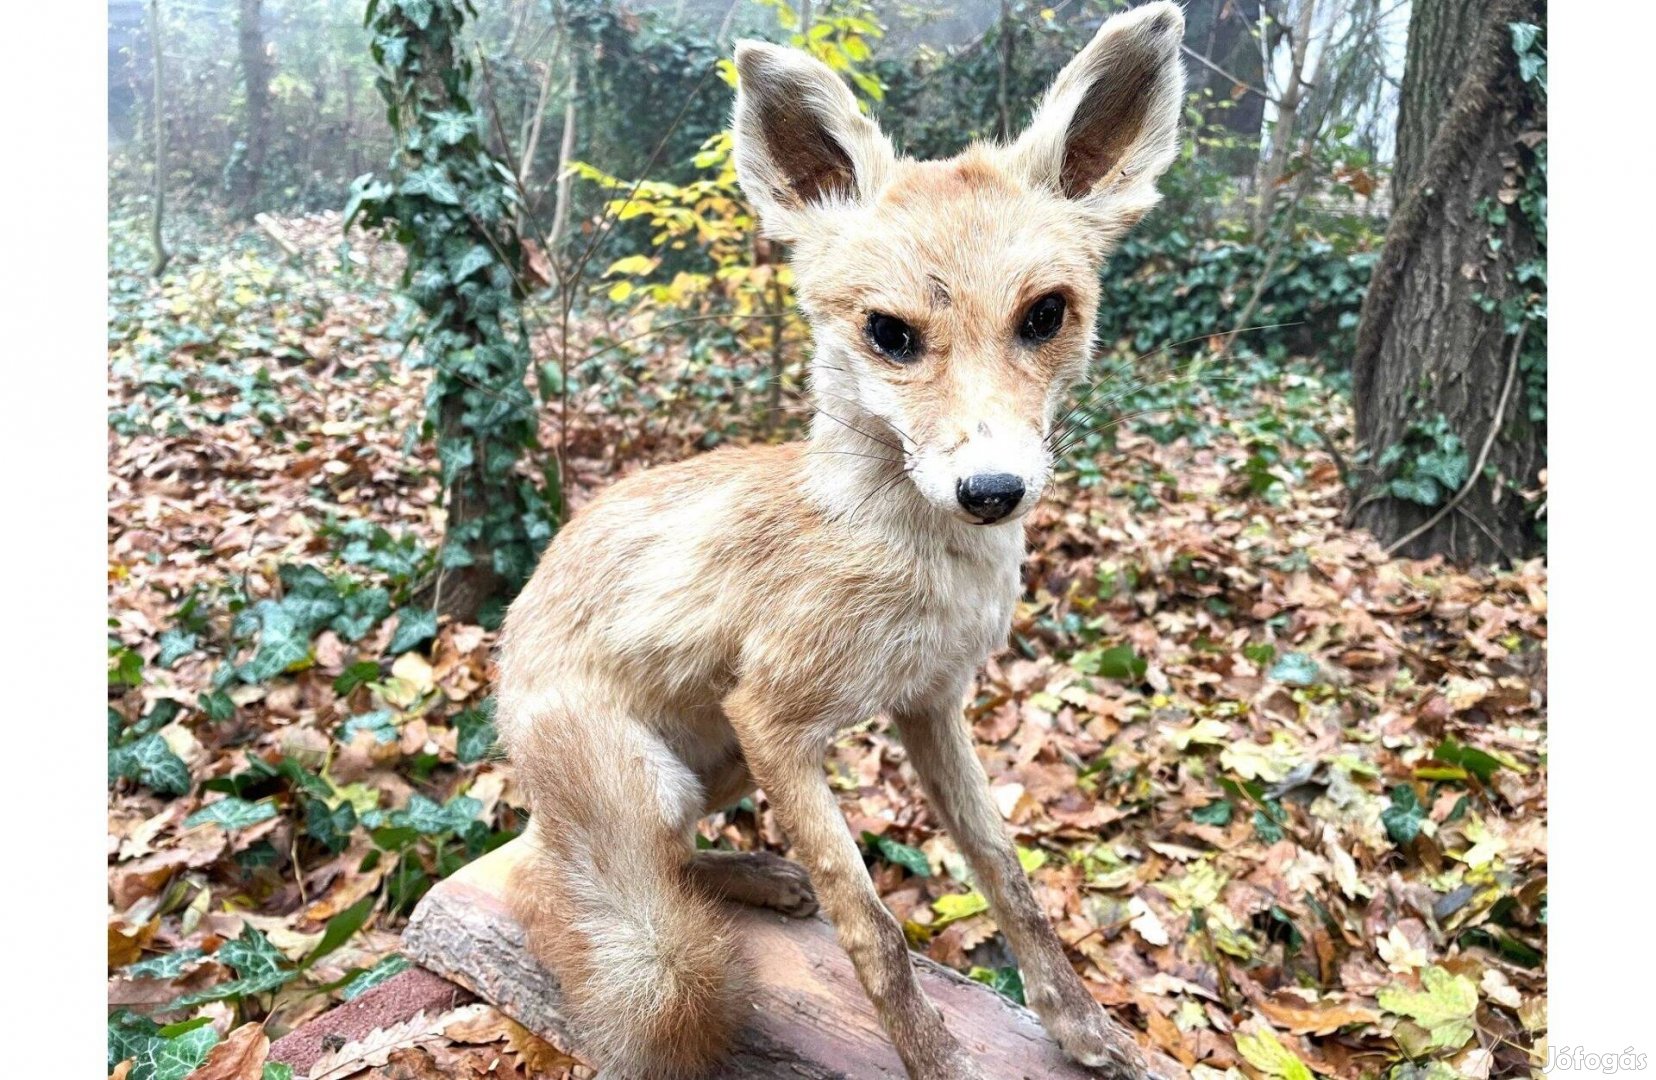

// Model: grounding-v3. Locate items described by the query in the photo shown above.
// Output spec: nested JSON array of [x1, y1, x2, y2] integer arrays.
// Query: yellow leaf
[[1235, 1027, 1315, 1080], [391, 650, 435, 695], [931, 891, 989, 929], [603, 254, 658, 278], [1377, 966, 1479, 1051]]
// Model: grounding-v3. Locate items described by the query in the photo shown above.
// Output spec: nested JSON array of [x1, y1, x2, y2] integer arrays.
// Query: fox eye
[[1019, 292, 1067, 344], [866, 312, 922, 363]]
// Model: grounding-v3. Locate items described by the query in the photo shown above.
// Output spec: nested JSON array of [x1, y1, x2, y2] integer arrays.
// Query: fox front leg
[[726, 687, 988, 1080], [894, 686, 1148, 1079]]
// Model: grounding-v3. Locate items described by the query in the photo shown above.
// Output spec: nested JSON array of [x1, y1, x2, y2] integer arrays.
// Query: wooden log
[[403, 838, 1186, 1079]]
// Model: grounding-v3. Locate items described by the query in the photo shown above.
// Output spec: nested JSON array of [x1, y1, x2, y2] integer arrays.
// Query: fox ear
[[732, 40, 896, 240], [1008, 1, 1185, 234]]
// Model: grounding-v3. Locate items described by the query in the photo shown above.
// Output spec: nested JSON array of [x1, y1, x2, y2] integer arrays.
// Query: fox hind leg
[[688, 849, 819, 917], [506, 717, 753, 1080]]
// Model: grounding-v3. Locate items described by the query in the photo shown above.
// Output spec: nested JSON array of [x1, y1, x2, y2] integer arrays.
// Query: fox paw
[[746, 852, 818, 918], [1042, 998, 1148, 1079]]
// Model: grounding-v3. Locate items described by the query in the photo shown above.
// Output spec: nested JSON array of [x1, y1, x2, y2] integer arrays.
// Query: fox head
[[733, 2, 1184, 526]]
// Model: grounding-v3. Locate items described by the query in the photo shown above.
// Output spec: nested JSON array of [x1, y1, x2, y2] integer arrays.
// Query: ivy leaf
[[1382, 784, 1427, 845], [305, 796, 358, 853], [341, 953, 411, 1000], [110, 733, 192, 797], [264, 1064, 295, 1080], [238, 605, 312, 684], [185, 797, 278, 831], [198, 689, 235, 722], [454, 707, 498, 764], [406, 793, 481, 835], [1269, 652, 1320, 686], [397, 0, 435, 30], [449, 244, 495, 283], [165, 925, 301, 1010], [400, 166, 461, 205], [108, 1010, 220, 1080], [157, 629, 198, 669], [1192, 799, 1234, 826], [425, 109, 475, 145], [340, 709, 398, 744], [217, 924, 287, 980], [387, 607, 438, 654], [332, 587, 392, 642], [122, 948, 207, 980], [864, 832, 930, 877]]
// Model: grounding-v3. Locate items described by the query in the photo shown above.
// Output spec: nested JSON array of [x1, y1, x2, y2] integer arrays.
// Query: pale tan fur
[[497, 5, 1185, 1078]]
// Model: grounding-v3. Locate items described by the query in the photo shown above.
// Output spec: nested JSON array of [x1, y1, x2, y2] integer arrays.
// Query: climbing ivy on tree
[[346, 0, 557, 625]]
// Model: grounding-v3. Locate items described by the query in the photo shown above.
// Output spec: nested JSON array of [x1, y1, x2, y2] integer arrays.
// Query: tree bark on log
[[403, 838, 1187, 1080], [1349, 0, 1545, 562]]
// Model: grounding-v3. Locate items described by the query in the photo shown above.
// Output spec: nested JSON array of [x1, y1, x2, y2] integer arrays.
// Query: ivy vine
[[346, 0, 557, 620]]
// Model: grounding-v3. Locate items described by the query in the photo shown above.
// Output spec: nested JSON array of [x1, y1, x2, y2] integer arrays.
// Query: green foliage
[[968, 964, 1027, 1005], [1375, 413, 1469, 508], [564, 0, 888, 444], [863, 831, 931, 877], [167, 924, 300, 1008], [341, 953, 412, 999], [1503, 22, 1548, 432], [185, 796, 280, 831], [1073, 643, 1148, 683], [1268, 652, 1321, 688], [454, 704, 499, 763], [1192, 799, 1234, 826], [1382, 784, 1426, 846], [349, 0, 558, 599], [109, 701, 192, 797], [108, 1011, 220, 1080], [107, 221, 316, 439]]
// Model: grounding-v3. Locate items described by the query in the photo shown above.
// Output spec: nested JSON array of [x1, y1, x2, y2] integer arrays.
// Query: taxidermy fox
[[496, 4, 1185, 1077]]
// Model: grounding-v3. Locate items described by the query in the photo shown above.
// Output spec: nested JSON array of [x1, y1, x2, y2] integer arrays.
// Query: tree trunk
[[148, 0, 169, 277], [517, 58, 556, 236], [236, 0, 270, 216], [1252, 0, 1316, 237], [1350, 0, 1545, 563], [545, 58, 578, 254], [1185, 0, 1266, 168]]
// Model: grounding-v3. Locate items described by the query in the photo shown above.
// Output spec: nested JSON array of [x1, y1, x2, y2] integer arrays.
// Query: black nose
[[955, 473, 1025, 523]]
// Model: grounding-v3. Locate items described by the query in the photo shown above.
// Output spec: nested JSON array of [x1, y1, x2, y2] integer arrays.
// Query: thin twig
[[1382, 323, 1526, 557]]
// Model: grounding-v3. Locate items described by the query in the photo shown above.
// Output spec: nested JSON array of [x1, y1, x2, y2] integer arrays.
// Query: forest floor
[[108, 209, 1546, 1080]]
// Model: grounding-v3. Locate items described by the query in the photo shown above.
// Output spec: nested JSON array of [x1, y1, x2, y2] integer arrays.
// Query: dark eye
[[1018, 293, 1066, 344], [866, 312, 922, 363]]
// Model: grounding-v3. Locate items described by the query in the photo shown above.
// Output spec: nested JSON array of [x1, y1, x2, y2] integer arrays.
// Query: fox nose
[[956, 473, 1025, 523]]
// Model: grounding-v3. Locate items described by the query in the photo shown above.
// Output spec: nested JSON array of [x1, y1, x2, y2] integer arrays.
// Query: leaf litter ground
[[107, 211, 1546, 1080]]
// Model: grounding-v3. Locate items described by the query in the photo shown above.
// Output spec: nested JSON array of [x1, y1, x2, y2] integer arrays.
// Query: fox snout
[[956, 473, 1024, 524], [908, 420, 1051, 526]]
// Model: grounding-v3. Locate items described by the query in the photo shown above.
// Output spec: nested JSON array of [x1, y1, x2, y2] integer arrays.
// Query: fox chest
[[857, 543, 1022, 710]]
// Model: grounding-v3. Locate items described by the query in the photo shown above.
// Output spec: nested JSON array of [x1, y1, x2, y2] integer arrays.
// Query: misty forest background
[[107, 2, 1547, 1079]]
